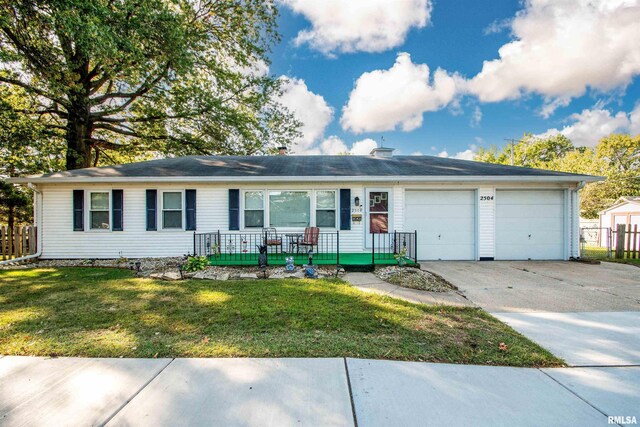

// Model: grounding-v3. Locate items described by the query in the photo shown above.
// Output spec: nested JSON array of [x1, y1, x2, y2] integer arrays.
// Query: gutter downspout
[[0, 183, 42, 265], [570, 181, 587, 259]]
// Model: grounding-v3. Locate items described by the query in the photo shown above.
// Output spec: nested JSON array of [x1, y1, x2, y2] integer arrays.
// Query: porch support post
[[371, 233, 375, 266]]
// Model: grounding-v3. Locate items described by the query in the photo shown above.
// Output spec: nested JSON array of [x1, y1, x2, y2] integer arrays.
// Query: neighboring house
[[9, 148, 601, 263], [599, 197, 640, 231]]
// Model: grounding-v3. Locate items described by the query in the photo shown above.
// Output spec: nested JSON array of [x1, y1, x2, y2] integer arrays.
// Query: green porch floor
[[207, 252, 413, 266]]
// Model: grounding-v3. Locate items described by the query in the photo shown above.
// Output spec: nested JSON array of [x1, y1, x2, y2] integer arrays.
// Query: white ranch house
[[10, 148, 601, 265]]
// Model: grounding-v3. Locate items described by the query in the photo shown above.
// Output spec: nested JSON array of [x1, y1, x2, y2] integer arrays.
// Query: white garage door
[[496, 190, 565, 260], [405, 190, 475, 260]]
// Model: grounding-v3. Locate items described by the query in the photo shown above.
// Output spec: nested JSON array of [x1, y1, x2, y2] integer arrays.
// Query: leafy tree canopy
[[0, 0, 299, 170], [474, 133, 640, 219]]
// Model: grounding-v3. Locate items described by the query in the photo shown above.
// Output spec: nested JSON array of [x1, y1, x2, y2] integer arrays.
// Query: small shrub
[[394, 247, 409, 266], [183, 256, 208, 272]]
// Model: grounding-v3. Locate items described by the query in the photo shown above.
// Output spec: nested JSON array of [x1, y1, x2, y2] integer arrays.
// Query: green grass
[[582, 245, 640, 266], [0, 268, 562, 367]]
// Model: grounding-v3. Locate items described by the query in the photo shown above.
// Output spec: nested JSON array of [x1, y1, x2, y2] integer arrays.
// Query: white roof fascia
[[8, 174, 604, 184]]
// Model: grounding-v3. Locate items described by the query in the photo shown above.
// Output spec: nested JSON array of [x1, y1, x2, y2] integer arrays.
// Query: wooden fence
[[1, 225, 37, 261], [614, 224, 639, 259]]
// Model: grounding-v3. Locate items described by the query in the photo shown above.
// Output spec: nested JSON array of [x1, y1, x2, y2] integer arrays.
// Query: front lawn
[[581, 245, 640, 266], [0, 268, 562, 367]]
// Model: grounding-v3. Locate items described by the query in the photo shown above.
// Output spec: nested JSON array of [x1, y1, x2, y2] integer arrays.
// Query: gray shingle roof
[[18, 155, 600, 181]]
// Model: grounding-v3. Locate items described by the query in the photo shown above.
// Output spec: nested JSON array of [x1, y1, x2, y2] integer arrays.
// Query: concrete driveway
[[421, 261, 640, 366], [420, 261, 640, 313]]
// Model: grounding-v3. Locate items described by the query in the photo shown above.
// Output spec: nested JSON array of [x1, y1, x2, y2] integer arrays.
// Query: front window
[[90, 192, 110, 230], [162, 192, 183, 229], [244, 191, 264, 228], [269, 191, 310, 227], [369, 191, 388, 233], [316, 190, 336, 228]]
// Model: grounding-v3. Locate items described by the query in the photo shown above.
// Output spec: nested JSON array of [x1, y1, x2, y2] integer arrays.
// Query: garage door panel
[[419, 231, 476, 244], [499, 217, 564, 232], [496, 190, 565, 260], [405, 190, 476, 261], [417, 244, 475, 261], [407, 221, 474, 233], [497, 204, 563, 219], [496, 244, 563, 260], [497, 190, 564, 205], [406, 206, 474, 219]]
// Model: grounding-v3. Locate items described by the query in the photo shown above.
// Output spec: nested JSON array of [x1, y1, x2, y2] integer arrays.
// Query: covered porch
[[193, 230, 418, 268]]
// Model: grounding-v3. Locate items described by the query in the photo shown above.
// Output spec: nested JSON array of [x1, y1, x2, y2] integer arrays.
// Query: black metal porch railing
[[371, 231, 418, 264], [193, 230, 418, 266], [194, 230, 340, 264]]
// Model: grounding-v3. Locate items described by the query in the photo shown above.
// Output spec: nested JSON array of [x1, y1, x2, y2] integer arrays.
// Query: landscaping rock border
[[3, 257, 346, 281], [375, 266, 456, 292]]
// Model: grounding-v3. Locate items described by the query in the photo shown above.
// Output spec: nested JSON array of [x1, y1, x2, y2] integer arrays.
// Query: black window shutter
[[112, 190, 123, 231], [229, 189, 240, 230], [73, 190, 84, 231], [146, 189, 157, 231], [340, 189, 351, 231], [185, 189, 197, 231]]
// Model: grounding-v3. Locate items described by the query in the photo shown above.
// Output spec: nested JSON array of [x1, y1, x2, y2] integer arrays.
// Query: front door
[[365, 189, 392, 247]]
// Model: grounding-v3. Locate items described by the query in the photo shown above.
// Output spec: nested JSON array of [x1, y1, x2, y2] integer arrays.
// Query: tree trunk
[[65, 96, 93, 170], [7, 205, 15, 229]]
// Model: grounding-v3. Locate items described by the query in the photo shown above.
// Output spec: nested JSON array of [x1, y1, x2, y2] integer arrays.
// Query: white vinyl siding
[[38, 183, 364, 258], [478, 187, 495, 259], [36, 181, 579, 260]]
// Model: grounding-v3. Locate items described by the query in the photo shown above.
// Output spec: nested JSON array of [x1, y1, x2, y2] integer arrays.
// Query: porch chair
[[262, 227, 283, 254], [295, 227, 320, 254]]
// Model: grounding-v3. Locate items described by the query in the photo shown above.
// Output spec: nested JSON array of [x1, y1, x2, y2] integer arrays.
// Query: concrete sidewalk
[[1, 356, 638, 426], [343, 272, 473, 307]]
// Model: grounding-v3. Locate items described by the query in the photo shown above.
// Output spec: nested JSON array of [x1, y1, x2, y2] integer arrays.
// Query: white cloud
[[316, 136, 379, 155], [349, 138, 378, 155], [436, 144, 478, 160], [277, 77, 334, 154], [451, 147, 477, 160], [470, 106, 482, 127], [280, 0, 432, 55], [319, 135, 349, 154], [341, 53, 460, 133], [410, 151, 423, 156], [536, 104, 640, 147], [483, 18, 511, 35], [630, 103, 640, 135], [466, 0, 640, 110]]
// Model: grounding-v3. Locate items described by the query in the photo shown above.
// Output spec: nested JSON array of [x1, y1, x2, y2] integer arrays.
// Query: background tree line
[[475, 133, 640, 218], [1, 2, 638, 225]]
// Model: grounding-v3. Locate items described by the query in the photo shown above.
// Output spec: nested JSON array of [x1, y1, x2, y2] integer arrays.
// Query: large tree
[[474, 133, 640, 218], [0, 84, 63, 225], [0, 0, 298, 170]]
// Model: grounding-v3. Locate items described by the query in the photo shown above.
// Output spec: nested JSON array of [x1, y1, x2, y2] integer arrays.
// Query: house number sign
[[479, 195, 494, 201]]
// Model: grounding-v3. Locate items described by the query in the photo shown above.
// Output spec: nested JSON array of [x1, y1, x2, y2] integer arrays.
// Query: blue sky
[[266, 0, 640, 157]]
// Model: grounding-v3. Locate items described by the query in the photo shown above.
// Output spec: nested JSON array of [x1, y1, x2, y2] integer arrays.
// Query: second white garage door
[[405, 190, 476, 260], [496, 190, 565, 260]]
